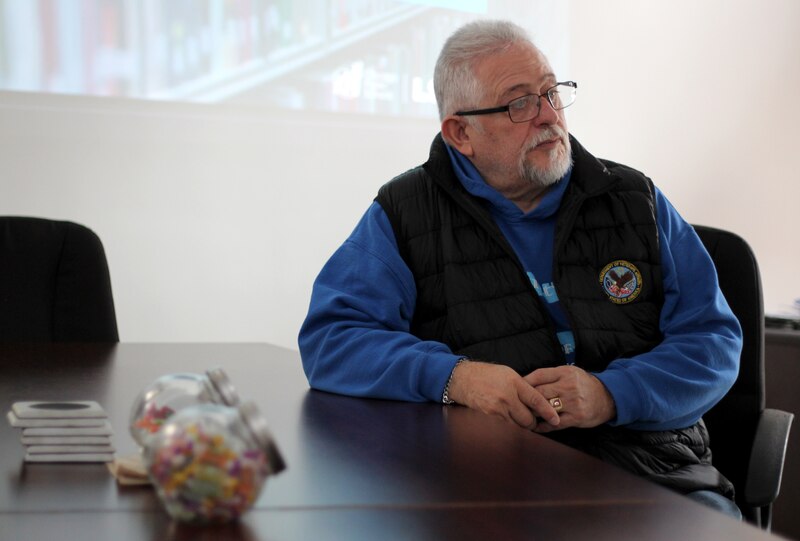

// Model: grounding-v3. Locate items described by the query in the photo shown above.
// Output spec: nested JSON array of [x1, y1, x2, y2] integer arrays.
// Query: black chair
[[696, 224, 793, 530], [0, 217, 119, 342]]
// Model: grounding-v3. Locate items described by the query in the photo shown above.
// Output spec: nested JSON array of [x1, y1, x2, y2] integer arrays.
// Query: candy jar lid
[[238, 401, 286, 475], [206, 368, 240, 406]]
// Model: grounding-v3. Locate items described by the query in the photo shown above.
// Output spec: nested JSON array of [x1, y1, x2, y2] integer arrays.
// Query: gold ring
[[549, 396, 564, 413]]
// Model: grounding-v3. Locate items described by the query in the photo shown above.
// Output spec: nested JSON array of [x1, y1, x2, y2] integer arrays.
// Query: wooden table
[[0, 343, 786, 540]]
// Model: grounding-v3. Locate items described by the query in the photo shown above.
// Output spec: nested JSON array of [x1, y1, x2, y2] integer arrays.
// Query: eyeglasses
[[455, 81, 577, 123]]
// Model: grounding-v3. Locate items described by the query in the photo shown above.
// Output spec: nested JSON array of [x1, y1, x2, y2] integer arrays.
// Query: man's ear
[[441, 116, 474, 157]]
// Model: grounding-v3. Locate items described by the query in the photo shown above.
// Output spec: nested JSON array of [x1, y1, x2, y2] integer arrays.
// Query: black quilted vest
[[375, 133, 734, 497], [376, 134, 663, 374]]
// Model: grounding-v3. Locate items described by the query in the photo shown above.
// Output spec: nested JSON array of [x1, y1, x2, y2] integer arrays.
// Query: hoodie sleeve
[[298, 201, 461, 402]]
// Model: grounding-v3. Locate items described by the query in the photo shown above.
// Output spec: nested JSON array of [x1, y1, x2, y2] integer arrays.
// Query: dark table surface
[[0, 343, 786, 540]]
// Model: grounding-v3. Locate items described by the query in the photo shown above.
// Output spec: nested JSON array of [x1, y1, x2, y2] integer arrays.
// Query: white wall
[[1, 0, 798, 349], [0, 92, 438, 347], [568, 0, 800, 316]]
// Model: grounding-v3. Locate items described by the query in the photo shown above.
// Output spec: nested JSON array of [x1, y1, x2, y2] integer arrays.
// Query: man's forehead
[[499, 72, 557, 99], [476, 44, 556, 99]]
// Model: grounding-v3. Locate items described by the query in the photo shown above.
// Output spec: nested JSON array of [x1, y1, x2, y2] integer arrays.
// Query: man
[[299, 20, 742, 516]]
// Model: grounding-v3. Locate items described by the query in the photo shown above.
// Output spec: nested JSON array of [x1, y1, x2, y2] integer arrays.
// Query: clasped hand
[[446, 361, 616, 432]]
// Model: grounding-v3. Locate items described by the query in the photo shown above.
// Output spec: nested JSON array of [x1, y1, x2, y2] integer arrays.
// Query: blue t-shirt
[[447, 145, 577, 363]]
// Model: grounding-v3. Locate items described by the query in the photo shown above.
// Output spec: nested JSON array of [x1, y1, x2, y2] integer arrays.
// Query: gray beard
[[518, 131, 573, 188]]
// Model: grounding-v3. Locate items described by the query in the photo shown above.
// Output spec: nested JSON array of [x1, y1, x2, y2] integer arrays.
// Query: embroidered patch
[[599, 260, 643, 304]]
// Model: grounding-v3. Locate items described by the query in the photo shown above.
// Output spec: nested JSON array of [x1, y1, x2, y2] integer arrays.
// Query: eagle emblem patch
[[599, 260, 642, 304]]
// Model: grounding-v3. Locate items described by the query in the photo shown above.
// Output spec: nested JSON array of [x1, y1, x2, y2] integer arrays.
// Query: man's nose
[[533, 96, 559, 127]]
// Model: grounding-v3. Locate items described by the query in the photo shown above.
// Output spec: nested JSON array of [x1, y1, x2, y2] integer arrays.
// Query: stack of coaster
[[6, 401, 115, 463]]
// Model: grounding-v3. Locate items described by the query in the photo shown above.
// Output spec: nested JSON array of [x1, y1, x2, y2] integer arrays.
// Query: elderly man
[[299, 20, 742, 516]]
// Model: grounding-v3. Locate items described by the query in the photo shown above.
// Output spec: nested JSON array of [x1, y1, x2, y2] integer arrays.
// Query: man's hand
[[524, 365, 616, 432], [446, 360, 560, 429]]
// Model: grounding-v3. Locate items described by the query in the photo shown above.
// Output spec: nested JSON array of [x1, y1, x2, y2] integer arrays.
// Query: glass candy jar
[[143, 401, 286, 523], [129, 368, 240, 446]]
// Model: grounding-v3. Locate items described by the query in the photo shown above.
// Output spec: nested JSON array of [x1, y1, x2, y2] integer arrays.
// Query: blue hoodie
[[299, 143, 741, 431]]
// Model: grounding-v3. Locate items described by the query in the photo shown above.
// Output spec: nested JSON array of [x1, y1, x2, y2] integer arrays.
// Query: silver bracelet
[[442, 359, 466, 405]]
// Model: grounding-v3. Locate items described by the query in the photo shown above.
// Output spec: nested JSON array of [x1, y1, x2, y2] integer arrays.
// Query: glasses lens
[[507, 94, 539, 123], [548, 83, 576, 110]]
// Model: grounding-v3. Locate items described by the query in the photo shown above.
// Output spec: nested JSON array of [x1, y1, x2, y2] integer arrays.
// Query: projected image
[[0, 0, 568, 118]]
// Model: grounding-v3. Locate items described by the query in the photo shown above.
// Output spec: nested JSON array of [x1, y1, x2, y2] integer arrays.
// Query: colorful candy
[[143, 404, 272, 523], [134, 403, 175, 434]]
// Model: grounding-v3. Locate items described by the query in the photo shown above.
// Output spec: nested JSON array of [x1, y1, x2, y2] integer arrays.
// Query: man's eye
[[509, 96, 534, 110]]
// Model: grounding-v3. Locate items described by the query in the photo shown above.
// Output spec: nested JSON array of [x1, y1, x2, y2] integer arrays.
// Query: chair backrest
[[694, 225, 764, 501], [0, 216, 119, 342]]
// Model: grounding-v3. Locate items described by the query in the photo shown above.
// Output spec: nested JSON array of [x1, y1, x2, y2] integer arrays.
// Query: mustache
[[524, 126, 568, 152]]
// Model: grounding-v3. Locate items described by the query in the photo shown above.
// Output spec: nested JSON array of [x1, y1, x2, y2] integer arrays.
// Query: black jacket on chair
[[0, 216, 119, 342]]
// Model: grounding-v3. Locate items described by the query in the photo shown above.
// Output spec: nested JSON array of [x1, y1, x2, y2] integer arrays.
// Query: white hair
[[433, 20, 536, 121]]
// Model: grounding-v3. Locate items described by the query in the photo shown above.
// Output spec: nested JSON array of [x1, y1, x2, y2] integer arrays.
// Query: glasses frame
[[454, 81, 577, 123]]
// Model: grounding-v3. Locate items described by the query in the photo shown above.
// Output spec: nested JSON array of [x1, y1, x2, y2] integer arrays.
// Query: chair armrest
[[743, 408, 794, 507]]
